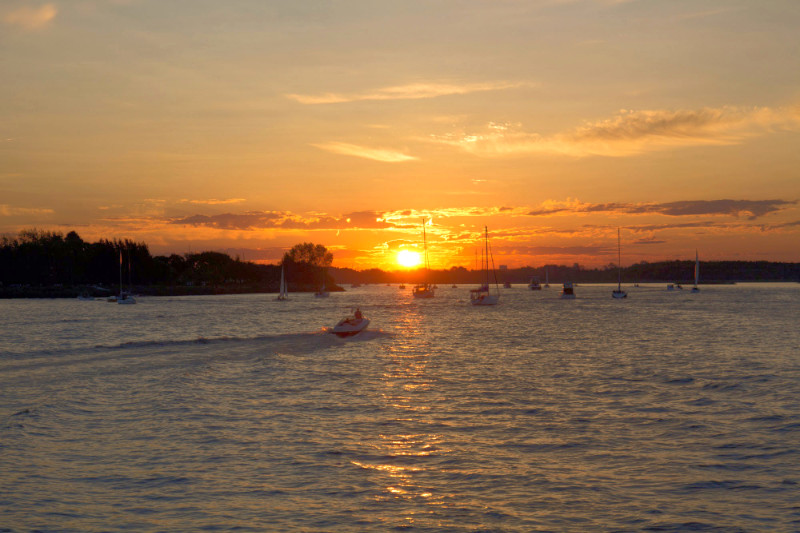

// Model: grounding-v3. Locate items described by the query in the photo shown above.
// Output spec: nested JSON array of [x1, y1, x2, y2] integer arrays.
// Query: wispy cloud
[[431, 106, 800, 157], [180, 198, 247, 205], [3, 3, 57, 30], [288, 81, 532, 105], [313, 142, 417, 162], [0, 204, 54, 216], [169, 210, 398, 231], [527, 199, 797, 220]]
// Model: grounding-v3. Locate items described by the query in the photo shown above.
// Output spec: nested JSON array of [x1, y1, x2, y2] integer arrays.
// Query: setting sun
[[396, 250, 422, 268]]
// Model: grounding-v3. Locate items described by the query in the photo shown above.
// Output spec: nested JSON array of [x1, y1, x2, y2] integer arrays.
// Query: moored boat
[[561, 281, 576, 299]]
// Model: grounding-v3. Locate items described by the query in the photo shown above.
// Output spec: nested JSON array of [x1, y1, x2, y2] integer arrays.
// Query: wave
[[1, 328, 395, 363]]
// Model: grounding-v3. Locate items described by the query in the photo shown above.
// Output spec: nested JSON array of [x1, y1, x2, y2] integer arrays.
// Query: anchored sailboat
[[117, 247, 136, 305], [413, 218, 434, 298], [276, 264, 289, 301], [470, 226, 500, 306], [691, 250, 700, 293], [612, 228, 627, 299]]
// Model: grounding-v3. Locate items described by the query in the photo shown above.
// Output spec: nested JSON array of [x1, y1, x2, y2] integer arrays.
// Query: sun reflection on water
[[352, 305, 452, 516]]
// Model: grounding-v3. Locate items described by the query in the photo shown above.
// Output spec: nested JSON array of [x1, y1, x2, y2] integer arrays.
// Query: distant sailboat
[[315, 268, 330, 298], [117, 247, 136, 305], [544, 266, 550, 288], [612, 228, 627, 299], [470, 226, 500, 306], [276, 264, 289, 301], [691, 250, 700, 293], [528, 277, 542, 290], [413, 218, 435, 298]]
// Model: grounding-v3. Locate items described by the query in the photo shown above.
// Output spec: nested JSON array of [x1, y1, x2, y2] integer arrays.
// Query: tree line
[[0, 230, 338, 297], [1, 229, 797, 298]]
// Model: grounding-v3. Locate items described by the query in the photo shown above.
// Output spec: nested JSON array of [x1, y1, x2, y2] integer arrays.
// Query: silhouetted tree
[[283, 243, 333, 267]]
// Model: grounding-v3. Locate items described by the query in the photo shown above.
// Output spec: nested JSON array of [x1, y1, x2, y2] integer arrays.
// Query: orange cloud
[[180, 198, 247, 205], [527, 198, 797, 219], [3, 3, 57, 30], [313, 142, 417, 162], [431, 106, 800, 157], [0, 204, 54, 216], [288, 81, 531, 105]]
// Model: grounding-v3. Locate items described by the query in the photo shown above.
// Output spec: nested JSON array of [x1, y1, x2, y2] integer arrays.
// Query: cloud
[[287, 81, 531, 105], [491, 244, 614, 257], [313, 142, 417, 162], [3, 3, 57, 29], [527, 199, 797, 220], [431, 106, 800, 157], [169, 210, 398, 231], [180, 198, 247, 206], [0, 204, 54, 216], [167, 206, 529, 233]]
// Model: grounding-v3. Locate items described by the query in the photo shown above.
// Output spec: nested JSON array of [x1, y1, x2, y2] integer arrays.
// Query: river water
[[2, 283, 799, 532]]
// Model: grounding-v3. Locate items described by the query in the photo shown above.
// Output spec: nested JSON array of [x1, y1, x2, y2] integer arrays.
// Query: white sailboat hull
[[277, 265, 289, 300], [470, 292, 499, 305]]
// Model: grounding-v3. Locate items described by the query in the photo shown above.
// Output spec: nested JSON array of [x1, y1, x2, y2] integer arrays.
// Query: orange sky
[[2, 1, 799, 269]]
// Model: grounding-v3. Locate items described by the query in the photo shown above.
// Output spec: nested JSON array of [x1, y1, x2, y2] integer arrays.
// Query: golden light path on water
[[350, 306, 452, 527], [2, 284, 800, 531]]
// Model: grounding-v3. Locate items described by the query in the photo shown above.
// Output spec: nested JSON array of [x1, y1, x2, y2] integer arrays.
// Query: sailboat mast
[[617, 228, 622, 290], [695, 249, 699, 287], [119, 248, 123, 295], [484, 226, 489, 286], [422, 218, 428, 286]]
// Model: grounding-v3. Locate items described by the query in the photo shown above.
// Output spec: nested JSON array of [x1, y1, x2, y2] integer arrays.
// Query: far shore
[[8, 280, 800, 299]]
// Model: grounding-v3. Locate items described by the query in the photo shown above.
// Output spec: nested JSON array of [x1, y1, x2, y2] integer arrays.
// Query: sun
[[396, 249, 422, 268]]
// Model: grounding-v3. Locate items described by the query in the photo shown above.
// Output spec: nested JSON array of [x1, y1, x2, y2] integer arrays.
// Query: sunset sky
[[2, 0, 800, 270]]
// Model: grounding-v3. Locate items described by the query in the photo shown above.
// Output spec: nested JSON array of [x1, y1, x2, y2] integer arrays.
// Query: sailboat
[[117, 248, 136, 305], [528, 277, 542, 290], [470, 226, 500, 305], [276, 264, 289, 301], [314, 269, 330, 298], [413, 218, 434, 298], [612, 228, 627, 299], [544, 266, 550, 288], [691, 250, 700, 293]]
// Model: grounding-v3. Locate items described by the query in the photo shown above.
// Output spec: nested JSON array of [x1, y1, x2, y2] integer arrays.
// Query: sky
[[2, 0, 800, 270]]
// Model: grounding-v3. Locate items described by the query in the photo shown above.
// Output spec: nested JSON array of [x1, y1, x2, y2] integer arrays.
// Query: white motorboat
[[470, 226, 500, 306], [561, 281, 576, 299], [331, 310, 369, 337], [612, 228, 627, 299], [691, 250, 700, 293]]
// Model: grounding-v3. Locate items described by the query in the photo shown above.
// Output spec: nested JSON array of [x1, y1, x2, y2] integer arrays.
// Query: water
[[2, 284, 800, 532]]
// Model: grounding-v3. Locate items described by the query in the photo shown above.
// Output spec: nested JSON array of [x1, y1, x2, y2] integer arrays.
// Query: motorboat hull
[[612, 290, 627, 299], [331, 317, 369, 337]]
